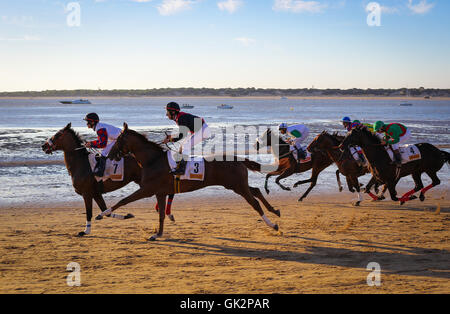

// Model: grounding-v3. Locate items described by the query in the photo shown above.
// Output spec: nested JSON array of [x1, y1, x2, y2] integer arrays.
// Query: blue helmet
[[342, 116, 351, 123], [279, 123, 288, 130]]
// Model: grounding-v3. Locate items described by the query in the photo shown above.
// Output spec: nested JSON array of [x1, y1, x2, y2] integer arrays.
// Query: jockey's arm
[[88, 128, 108, 148]]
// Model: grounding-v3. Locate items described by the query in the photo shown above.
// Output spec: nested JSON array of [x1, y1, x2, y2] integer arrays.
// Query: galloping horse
[[255, 128, 343, 202], [98, 123, 281, 241], [305, 131, 380, 206], [340, 126, 450, 204], [42, 123, 139, 236]]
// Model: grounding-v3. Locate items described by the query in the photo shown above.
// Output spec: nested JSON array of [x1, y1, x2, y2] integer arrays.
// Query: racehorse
[[42, 123, 140, 236], [255, 128, 343, 202], [98, 123, 281, 241], [340, 125, 450, 204], [305, 131, 382, 206]]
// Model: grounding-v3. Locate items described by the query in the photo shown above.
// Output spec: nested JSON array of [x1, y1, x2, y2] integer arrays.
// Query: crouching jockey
[[163, 102, 211, 175], [84, 113, 122, 177], [279, 123, 310, 162], [342, 117, 366, 167], [374, 121, 412, 167]]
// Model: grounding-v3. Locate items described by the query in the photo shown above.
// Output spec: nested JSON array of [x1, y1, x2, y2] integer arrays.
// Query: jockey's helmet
[[84, 113, 99, 123], [342, 116, 351, 123], [166, 102, 180, 113], [374, 121, 385, 132], [278, 123, 288, 130]]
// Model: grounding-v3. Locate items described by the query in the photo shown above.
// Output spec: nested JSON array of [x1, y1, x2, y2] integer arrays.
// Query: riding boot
[[94, 156, 107, 177], [392, 149, 402, 167], [170, 159, 187, 175], [296, 147, 306, 162]]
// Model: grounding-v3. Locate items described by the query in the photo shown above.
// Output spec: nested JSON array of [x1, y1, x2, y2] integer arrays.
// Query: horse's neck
[[322, 137, 342, 162], [63, 148, 89, 177], [357, 140, 388, 167], [130, 141, 164, 166]]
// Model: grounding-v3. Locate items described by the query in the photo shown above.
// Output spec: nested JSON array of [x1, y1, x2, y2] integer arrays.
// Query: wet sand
[[0, 190, 449, 294]]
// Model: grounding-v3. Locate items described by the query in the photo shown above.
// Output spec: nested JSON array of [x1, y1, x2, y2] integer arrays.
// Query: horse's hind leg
[[234, 186, 278, 231], [419, 171, 440, 202], [97, 188, 154, 219], [249, 187, 280, 217], [399, 173, 423, 205], [275, 168, 295, 191]]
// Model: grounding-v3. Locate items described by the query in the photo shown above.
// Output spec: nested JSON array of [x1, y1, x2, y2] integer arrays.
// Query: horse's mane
[[66, 127, 85, 147], [355, 125, 381, 144], [322, 131, 343, 145], [127, 129, 165, 153]]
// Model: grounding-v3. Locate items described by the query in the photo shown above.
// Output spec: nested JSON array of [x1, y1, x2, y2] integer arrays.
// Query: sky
[[0, 0, 449, 91]]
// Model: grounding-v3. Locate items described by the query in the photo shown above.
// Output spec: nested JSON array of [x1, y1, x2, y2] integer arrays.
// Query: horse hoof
[[410, 195, 417, 201], [339, 187, 343, 192], [273, 209, 281, 217], [265, 189, 270, 195], [273, 224, 279, 231], [298, 198, 303, 202], [148, 234, 159, 241], [284, 187, 291, 191], [95, 215, 103, 221], [378, 196, 386, 201], [168, 214, 175, 222], [124, 213, 135, 219], [420, 194, 425, 202], [77, 231, 86, 237], [353, 201, 361, 207], [400, 201, 405, 206], [293, 184, 299, 189]]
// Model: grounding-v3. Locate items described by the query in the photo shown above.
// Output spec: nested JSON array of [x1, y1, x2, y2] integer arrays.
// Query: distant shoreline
[[1, 96, 450, 101]]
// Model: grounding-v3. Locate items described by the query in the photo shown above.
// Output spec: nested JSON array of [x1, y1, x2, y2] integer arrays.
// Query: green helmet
[[373, 121, 385, 132]]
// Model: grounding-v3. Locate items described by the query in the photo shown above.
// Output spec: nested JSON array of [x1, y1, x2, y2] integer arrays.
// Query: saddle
[[385, 145, 421, 164], [292, 146, 311, 164], [88, 154, 124, 182], [167, 151, 205, 181]]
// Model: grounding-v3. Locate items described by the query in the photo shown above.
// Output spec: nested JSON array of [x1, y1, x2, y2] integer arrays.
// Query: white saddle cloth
[[385, 145, 422, 164], [291, 146, 312, 164], [167, 151, 205, 181], [88, 154, 124, 182]]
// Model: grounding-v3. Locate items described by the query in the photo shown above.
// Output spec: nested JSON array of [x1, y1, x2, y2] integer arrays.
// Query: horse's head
[[108, 122, 130, 161], [255, 128, 272, 152], [307, 131, 334, 153], [340, 126, 365, 149], [42, 123, 73, 154]]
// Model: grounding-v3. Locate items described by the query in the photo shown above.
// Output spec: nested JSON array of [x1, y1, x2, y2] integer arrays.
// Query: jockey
[[278, 123, 310, 161], [84, 113, 122, 177], [163, 102, 211, 175], [374, 121, 412, 166], [342, 116, 352, 132]]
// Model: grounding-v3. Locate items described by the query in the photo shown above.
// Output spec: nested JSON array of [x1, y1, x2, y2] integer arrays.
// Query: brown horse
[[255, 128, 343, 202], [97, 123, 281, 241], [340, 126, 450, 204], [42, 123, 140, 236], [305, 131, 381, 206]]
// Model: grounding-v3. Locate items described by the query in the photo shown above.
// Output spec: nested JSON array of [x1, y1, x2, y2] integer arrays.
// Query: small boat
[[217, 104, 233, 109], [280, 96, 288, 100], [181, 104, 194, 109], [60, 99, 91, 104], [399, 103, 413, 107]]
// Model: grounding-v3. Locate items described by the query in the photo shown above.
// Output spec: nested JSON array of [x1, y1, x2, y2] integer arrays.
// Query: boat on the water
[[399, 103, 413, 107], [60, 99, 91, 104], [181, 104, 194, 109], [217, 104, 233, 109]]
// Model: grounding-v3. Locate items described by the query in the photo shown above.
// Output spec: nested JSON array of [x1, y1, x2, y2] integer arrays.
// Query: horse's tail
[[241, 159, 262, 173], [441, 150, 450, 165]]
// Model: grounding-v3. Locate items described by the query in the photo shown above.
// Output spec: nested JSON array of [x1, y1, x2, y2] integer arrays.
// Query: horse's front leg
[[94, 194, 134, 220], [96, 188, 153, 220], [78, 195, 93, 237], [336, 170, 343, 192], [149, 194, 167, 241]]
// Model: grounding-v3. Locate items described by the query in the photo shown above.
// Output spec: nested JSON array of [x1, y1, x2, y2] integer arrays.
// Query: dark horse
[[255, 128, 343, 202], [42, 123, 140, 236], [305, 131, 382, 206], [98, 123, 281, 241], [340, 126, 450, 204]]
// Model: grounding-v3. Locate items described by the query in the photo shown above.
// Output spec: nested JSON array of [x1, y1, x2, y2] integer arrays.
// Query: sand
[[0, 190, 449, 294]]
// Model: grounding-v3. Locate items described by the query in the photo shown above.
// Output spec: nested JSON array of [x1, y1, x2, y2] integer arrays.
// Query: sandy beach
[[0, 189, 449, 294]]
